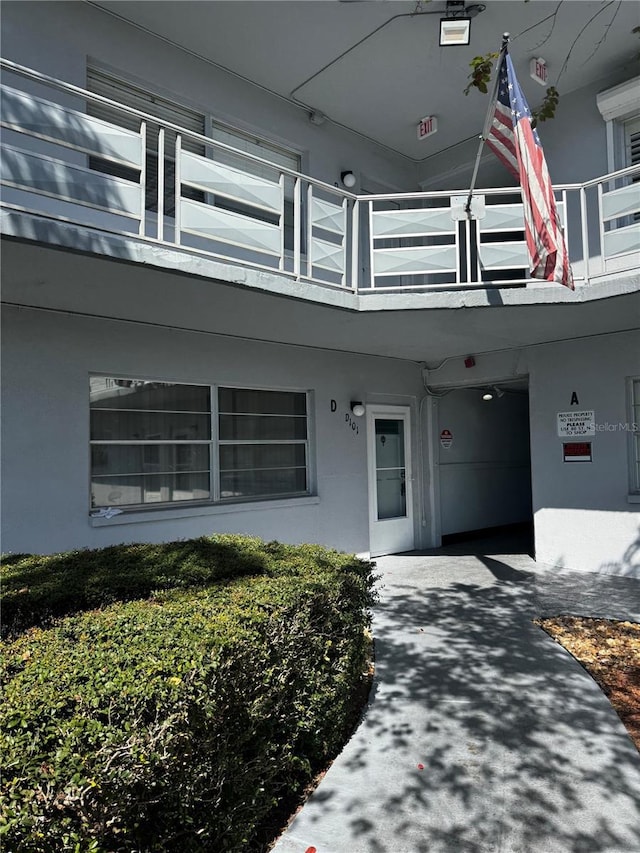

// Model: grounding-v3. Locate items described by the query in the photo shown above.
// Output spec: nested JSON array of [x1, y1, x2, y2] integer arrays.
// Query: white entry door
[[367, 406, 414, 557]]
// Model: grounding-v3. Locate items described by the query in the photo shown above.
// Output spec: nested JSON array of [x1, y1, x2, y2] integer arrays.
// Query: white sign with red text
[[530, 57, 548, 86], [440, 428, 453, 449], [417, 115, 438, 141]]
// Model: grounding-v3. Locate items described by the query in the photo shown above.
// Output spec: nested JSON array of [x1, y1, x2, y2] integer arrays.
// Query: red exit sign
[[417, 115, 438, 141], [530, 57, 548, 86]]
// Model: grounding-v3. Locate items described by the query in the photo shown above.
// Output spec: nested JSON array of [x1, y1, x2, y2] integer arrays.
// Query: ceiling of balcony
[[90, 0, 639, 161]]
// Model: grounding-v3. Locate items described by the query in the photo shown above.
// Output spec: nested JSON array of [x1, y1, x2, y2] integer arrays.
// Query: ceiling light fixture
[[341, 171, 357, 188], [482, 391, 494, 401], [439, 1, 485, 47]]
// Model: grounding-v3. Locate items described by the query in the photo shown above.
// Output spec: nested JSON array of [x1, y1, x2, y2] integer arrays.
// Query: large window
[[90, 377, 310, 509], [218, 387, 308, 499]]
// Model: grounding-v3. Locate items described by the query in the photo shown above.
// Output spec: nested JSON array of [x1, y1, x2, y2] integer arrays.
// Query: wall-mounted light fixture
[[439, 1, 485, 46], [351, 401, 366, 417], [341, 171, 357, 188], [482, 386, 505, 401]]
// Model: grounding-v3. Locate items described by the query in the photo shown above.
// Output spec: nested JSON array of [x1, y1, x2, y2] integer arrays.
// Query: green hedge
[[0, 537, 377, 852]]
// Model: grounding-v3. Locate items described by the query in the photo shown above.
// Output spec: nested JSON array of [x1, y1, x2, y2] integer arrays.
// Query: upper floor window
[[624, 116, 640, 169], [596, 76, 640, 172], [89, 377, 310, 509], [209, 120, 302, 253], [86, 69, 302, 251], [86, 67, 206, 215]]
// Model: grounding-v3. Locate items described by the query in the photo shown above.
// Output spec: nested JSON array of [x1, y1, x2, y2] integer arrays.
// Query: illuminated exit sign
[[417, 115, 438, 140], [530, 57, 548, 86]]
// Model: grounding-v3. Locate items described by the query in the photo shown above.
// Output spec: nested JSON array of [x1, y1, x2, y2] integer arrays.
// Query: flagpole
[[464, 33, 510, 216]]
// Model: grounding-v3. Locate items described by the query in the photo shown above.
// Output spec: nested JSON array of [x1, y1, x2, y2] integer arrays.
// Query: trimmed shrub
[[0, 537, 377, 851]]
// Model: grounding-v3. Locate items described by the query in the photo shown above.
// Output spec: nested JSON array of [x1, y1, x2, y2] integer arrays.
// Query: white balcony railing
[[2, 59, 639, 294]]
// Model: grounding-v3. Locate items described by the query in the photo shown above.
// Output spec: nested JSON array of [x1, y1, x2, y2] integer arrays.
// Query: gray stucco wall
[[417, 67, 632, 191], [529, 329, 640, 574], [1, 1, 416, 193], [1, 304, 424, 555]]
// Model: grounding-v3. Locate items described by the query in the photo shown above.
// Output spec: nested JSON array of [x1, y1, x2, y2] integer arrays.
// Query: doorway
[[436, 385, 533, 545], [367, 405, 415, 557]]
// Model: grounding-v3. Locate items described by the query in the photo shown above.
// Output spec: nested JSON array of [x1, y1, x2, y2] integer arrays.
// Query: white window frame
[[89, 375, 312, 512], [216, 384, 311, 503], [596, 76, 640, 173]]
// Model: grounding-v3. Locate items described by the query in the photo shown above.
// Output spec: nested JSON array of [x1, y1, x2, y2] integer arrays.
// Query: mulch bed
[[537, 616, 640, 751]]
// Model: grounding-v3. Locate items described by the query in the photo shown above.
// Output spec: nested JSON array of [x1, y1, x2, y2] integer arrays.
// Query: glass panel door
[[375, 418, 407, 520]]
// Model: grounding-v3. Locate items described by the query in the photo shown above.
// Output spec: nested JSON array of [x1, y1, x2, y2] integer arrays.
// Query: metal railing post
[[293, 176, 301, 279], [139, 121, 146, 237], [368, 200, 375, 290], [174, 134, 181, 246], [157, 127, 164, 242], [306, 183, 313, 280], [580, 185, 589, 282], [278, 173, 285, 272], [351, 198, 359, 292]]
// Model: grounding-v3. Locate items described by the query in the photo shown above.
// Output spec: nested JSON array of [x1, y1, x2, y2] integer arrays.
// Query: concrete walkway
[[272, 537, 640, 853]]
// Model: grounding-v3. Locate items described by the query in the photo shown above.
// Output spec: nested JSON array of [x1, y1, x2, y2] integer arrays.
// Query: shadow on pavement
[[274, 549, 640, 853]]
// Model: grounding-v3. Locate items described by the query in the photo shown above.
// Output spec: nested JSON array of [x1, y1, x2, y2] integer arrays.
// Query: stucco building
[[1, 1, 639, 574]]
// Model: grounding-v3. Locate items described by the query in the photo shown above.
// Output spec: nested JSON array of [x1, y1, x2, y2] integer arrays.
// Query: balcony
[[2, 59, 639, 304]]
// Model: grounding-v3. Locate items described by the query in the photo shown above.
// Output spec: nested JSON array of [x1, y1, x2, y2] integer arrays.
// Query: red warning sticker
[[440, 429, 453, 449]]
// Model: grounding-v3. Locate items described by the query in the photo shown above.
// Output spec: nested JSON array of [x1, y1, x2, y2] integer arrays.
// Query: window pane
[[376, 469, 407, 520], [375, 419, 406, 469], [91, 410, 210, 441], [92, 444, 209, 476], [91, 472, 210, 507], [220, 468, 307, 499], [219, 414, 307, 441], [219, 443, 305, 472], [90, 378, 210, 413], [218, 388, 306, 416]]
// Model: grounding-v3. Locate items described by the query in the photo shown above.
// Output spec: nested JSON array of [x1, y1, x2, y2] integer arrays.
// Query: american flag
[[486, 52, 573, 289]]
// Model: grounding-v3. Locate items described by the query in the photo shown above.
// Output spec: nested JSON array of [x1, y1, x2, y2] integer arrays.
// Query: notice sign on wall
[[440, 429, 453, 449], [557, 410, 595, 437], [563, 442, 592, 462]]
